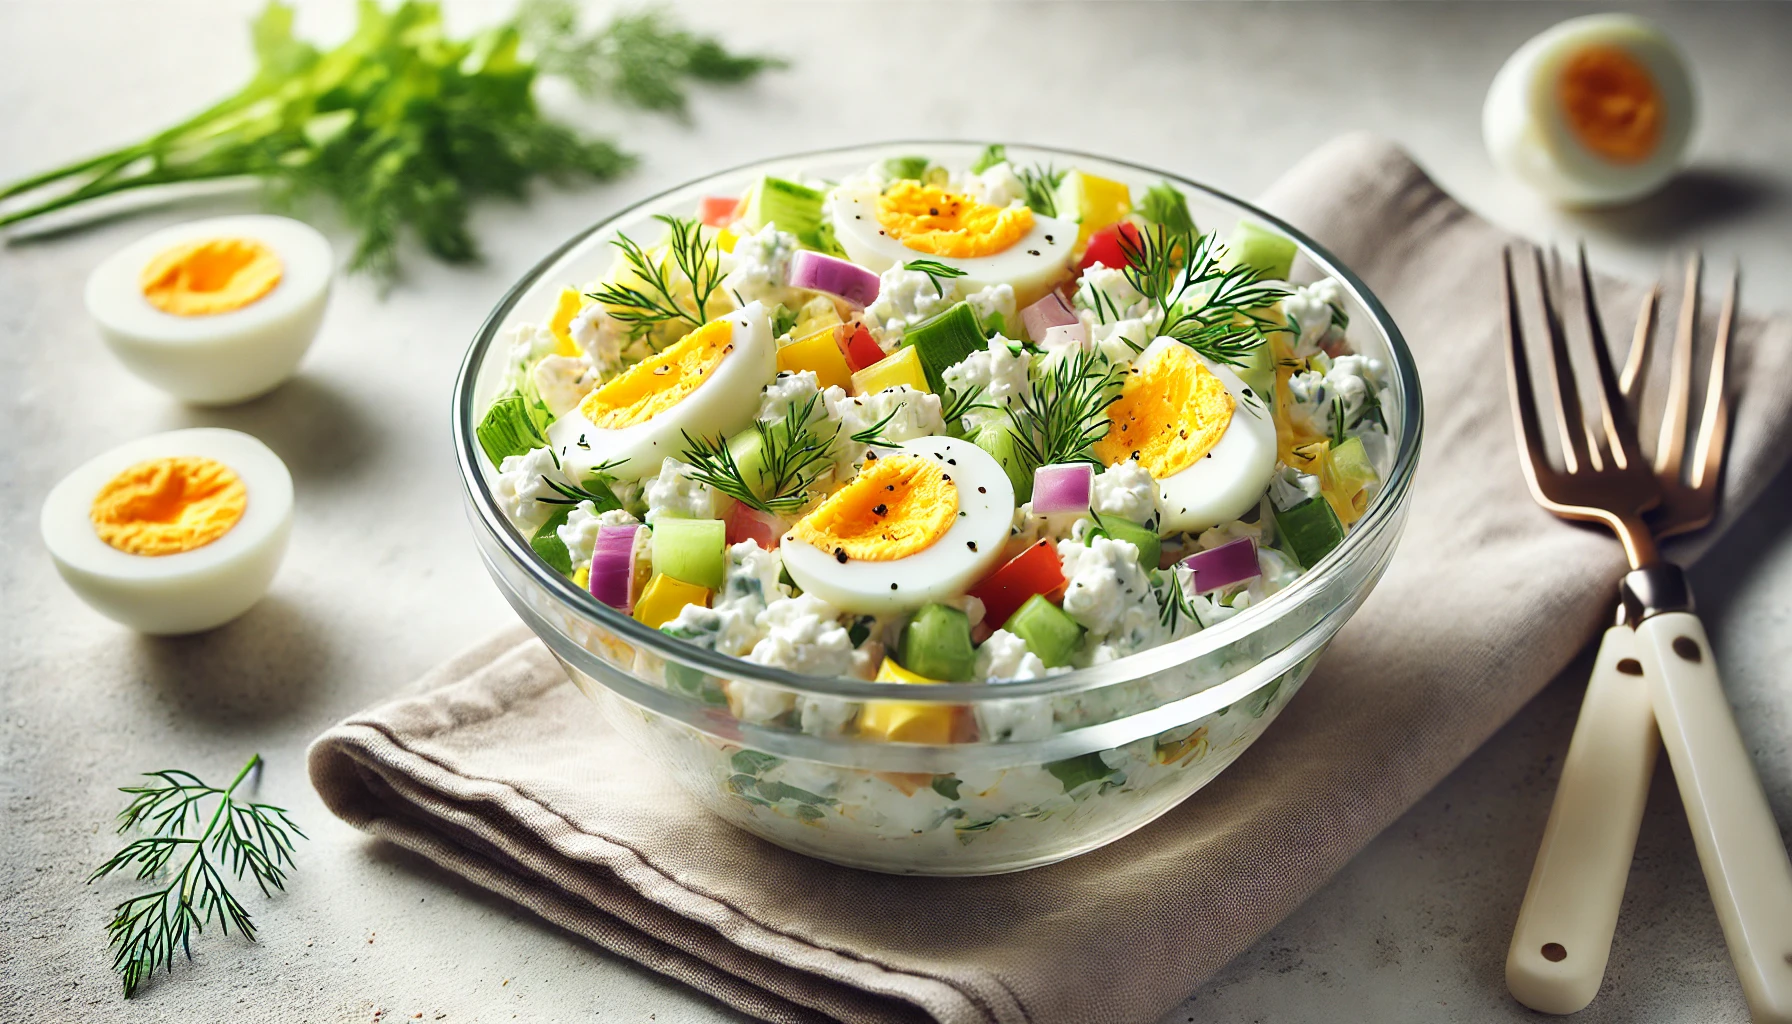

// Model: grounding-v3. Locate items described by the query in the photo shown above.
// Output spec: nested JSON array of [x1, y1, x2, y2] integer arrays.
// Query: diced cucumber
[[882, 155, 931, 181], [970, 144, 1006, 174], [1234, 340, 1276, 400], [1274, 495, 1345, 568], [1004, 594, 1083, 668], [904, 302, 986, 393], [1329, 435, 1378, 491], [652, 518, 727, 590], [529, 505, 575, 574], [727, 428, 772, 497], [1095, 515, 1161, 570], [970, 415, 1036, 502], [899, 603, 976, 682], [1221, 221, 1296, 281], [1139, 182, 1196, 235], [741, 176, 827, 248]]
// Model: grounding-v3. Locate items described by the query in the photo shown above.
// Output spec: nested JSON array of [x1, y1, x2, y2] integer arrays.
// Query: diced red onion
[[1040, 322, 1087, 351], [699, 195, 740, 227], [1182, 537, 1260, 594], [590, 524, 646, 611], [726, 501, 785, 549], [1032, 463, 1094, 515], [789, 251, 881, 308], [1020, 292, 1077, 340]]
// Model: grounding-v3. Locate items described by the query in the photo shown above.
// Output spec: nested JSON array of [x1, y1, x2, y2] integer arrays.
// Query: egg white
[[780, 435, 1015, 615], [1119, 337, 1279, 535], [1483, 14, 1694, 206], [547, 302, 777, 481], [85, 215, 333, 404], [827, 183, 1076, 308], [40, 428, 293, 635]]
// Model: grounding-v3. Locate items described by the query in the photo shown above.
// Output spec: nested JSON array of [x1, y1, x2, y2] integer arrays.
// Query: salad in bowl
[[456, 143, 1420, 874]]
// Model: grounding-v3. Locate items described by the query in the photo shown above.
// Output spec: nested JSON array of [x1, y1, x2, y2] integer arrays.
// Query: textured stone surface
[[2, 2, 1787, 1022]]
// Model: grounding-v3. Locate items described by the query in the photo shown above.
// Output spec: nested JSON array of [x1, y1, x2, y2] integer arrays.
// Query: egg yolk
[[875, 182, 1034, 259], [1558, 45, 1662, 164], [790, 454, 958, 561], [1095, 342, 1235, 477], [90, 456, 247, 556], [139, 237, 283, 317], [579, 317, 734, 429]]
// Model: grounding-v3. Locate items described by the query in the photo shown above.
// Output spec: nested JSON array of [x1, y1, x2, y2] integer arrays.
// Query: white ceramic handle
[[1639, 611, 1792, 1024], [1507, 624, 1658, 1014]]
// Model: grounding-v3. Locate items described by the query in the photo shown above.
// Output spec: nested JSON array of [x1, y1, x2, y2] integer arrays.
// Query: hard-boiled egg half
[[829, 180, 1075, 308], [41, 428, 293, 635], [1483, 14, 1695, 206], [546, 302, 776, 480], [85, 215, 333, 404], [781, 436, 1014, 615], [1096, 336, 1277, 535]]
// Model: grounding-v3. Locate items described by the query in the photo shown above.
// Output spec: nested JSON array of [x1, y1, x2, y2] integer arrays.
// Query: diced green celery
[[475, 391, 546, 465], [727, 428, 772, 497], [741, 176, 827, 247], [1004, 594, 1083, 668], [1095, 515, 1161, 570], [651, 518, 727, 590], [1221, 221, 1296, 281], [768, 303, 798, 338], [882, 155, 931, 181], [899, 603, 976, 682], [1274, 495, 1345, 568], [971, 415, 1035, 502], [971, 144, 1006, 174], [1139, 182, 1195, 235], [904, 302, 986, 393], [529, 505, 574, 574], [1234, 341, 1276, 400]]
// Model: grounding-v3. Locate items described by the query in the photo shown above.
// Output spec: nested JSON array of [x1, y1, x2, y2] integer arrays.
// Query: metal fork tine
[[1532, 246, 1591, 474], [1688, 266, 1736, 494], [1657, 252, 1702, 479], [1620, 284, 1659, 400], [1576, 243, 1643, 471], [1502, 248, 1555, 482]]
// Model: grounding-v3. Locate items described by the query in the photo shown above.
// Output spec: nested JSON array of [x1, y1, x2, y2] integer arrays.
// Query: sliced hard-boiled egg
[[780, 436, 1014, 614], [85, 215, 333, 404], [41, 428, 293, 635], [1483, 14, 1695, 206], [1095, 336, 1277, 535], [547, 302, 777, 480], [828, 181, 1075, 308]]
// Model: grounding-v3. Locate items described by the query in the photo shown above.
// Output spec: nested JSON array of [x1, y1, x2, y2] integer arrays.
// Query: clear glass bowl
[[453, 143, 1422, 875]]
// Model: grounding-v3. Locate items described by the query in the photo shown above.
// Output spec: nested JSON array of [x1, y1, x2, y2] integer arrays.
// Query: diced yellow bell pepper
[[858, 658, 958, 744], [716, 228, 740, 253], [1057, 170, 1132, 248], [548, 287, 585, 357], [777, 327, 854, 391], [573, 564, 591, 591], [850, 344, 930, 396], [632, 573, 710, 629]]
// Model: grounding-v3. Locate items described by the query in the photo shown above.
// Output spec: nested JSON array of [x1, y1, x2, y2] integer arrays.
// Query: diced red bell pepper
[[699, 195, 741, 227], [968, 539, 1066, 630], [838, 324, 887, 373], [725, 500, 784, 549], [1077, 222, 1142, 273]]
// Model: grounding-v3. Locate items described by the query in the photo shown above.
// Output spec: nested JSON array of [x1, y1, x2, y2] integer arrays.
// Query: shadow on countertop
[[1569, 166, 1785, 245]]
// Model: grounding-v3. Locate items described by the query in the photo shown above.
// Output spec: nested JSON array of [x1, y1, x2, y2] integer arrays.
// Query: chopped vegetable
[[1318, 436, 1378, 526], [1221, 221, 1297, 281], [1053, 170, 1132, 247], [1181, 537, 1261, 594], [851, 344, 931, 396], [777, 328, 855, 391], [1005, 593, 1083, 668], [725, 501, 784, 549], [1274, 495, 1346, 568], [739, 175, 827, 247], [1031, 463, 1094, 516], [788, 251, 881, 308], [881, 155, 934, 181], [904, 302, 989, 394], [698, 195, 740, 227], [970, 144, 1007, 174], [590, 524, 647, 611], [651, 517, 727, 590], [476, 391, 548, 465], [1090, 514, 1160, 571], [1077, 221, 1143, 273], [1045, 751, 1124, 793], [860, 659, 959, 743], [839, 324, 887, 372], [968, 539, 1065, 630], [1139, 182, 1196, 235], [1018, 291, 1078, 341], [898, 604, 976, 682], [547, 288, 585, 355], [793, 295, 843, 338], [530, 506, 576, 574], [632, 572, 709, 628]]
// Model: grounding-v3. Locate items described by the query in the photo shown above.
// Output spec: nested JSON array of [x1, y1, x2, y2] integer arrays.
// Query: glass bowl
[[453, 143, 1422, 875]]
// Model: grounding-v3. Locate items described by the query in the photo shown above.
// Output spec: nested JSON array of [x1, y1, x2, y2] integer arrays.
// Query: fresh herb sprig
[[683, 394, 835, 514], [848, 407, 903, 447], [89, 755, 304, 997], [1118, 226, 1290, 367], [902, 259, 967, 298], [587, 214, 723, 334], [1006, 349, 1122, 471], [1016, 163, 1067, 218], [1157, 566, 1206, 633]]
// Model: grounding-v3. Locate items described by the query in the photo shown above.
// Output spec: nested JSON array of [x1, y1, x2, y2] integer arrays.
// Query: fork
[[1499, 245, 1792, 1022]]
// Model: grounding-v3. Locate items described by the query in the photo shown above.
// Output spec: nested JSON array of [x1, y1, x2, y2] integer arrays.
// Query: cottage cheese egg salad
[[476, 147, 1393, 867]]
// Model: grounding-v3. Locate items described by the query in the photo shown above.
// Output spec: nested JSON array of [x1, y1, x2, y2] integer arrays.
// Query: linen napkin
[[309, 134, 1792, 1024]]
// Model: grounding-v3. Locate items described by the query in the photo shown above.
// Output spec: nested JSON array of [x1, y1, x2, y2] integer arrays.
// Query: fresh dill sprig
[[1157, 566, 1206, 633], [683, 394, 834, 514], [902, 258, 967, 297], [941, 380, 996, 426], [1350, 384, 1387, 433], [587, 214, 723, 334], [848, 407, 903, 447], [1006, 349, 1122, 471], [1118, 225, 1291, 368], [89, 754, 304, 997], [1015, 163, 1066, 218], [1331, 395, 1348, 447]]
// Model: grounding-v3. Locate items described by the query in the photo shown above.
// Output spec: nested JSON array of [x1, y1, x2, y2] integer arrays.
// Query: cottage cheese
[[1282, 278, 1346, 358], [493, 446, 567, 528], [864, 266, 957, 344], [723, 223, 800, 308], [1092, 459, 1161, 527], [532, 354, 598, 416], [644, 458, 724, 523], [942, 335, 1032, 432], [1057, 535, 1158, 641], [557, 501, 640, 568], [747, 594, 855, 677]]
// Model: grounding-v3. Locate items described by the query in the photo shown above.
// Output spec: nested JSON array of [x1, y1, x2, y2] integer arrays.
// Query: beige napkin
[[309, 134, 1792, 1024]]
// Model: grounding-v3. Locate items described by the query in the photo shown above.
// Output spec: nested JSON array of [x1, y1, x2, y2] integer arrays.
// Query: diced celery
[[1274, 495, 1345, 568], [971, 144, 1006, 174], [741, 176, 827, 247], [1095, 515, 1161, 570], [971, 415, 1035, 502], [651, 518, 727, 590], [768, 303, 798, 338], [475, 391, 547, 465], [1221, 221, 1296, 281], [899, 604, 976, 682], [727, 428, 772, 497], [1139, 182, 1195, 235], [1004, 594, 1083, 668], [904, 302, 986, 393], [529, 505, 575, 574], [882, 155, 931, 181]]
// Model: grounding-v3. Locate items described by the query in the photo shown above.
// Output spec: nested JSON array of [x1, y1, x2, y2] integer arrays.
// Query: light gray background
[[3, 2, 1788, 1022]]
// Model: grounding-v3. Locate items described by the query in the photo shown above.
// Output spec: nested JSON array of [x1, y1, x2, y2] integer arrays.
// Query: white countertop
[[3, 3, 1788, 1022]]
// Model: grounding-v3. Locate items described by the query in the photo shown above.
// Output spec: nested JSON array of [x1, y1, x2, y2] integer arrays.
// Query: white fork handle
[[1507, 624, 1657, 1014], [1639, 611, 1792, 1024]]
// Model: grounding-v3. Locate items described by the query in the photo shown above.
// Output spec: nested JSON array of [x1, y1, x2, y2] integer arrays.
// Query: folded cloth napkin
[[310, 134, 1792, 1024]]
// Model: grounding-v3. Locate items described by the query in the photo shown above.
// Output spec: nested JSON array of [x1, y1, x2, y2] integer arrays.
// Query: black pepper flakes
[[873, 503, 889, 516], [977, 486, 987, 494], [1028, 249, 1041, 256], [834, 547, 849, 564], [890, 582, 899, 590], [967, 541, 978, 552]]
